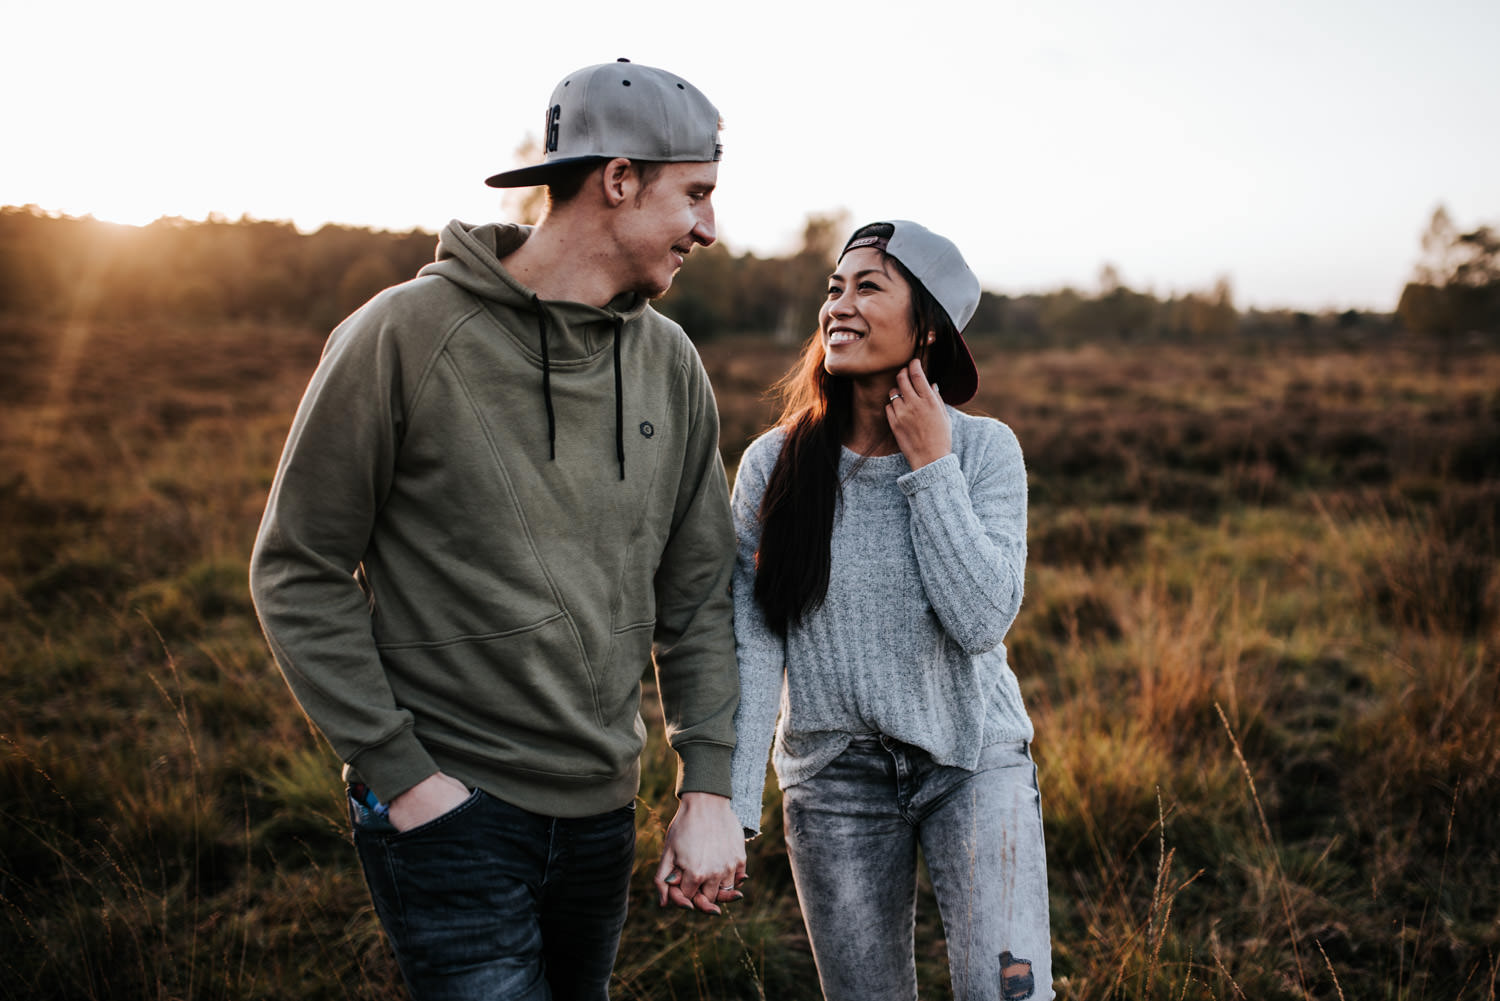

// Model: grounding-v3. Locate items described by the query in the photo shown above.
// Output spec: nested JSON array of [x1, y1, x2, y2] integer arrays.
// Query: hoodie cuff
[[350, 728, 440, 805], [675, 742, 734, 799]]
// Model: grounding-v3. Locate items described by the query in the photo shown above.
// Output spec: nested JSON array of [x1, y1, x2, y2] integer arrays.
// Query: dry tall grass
[[2, 317, 1497, 998]]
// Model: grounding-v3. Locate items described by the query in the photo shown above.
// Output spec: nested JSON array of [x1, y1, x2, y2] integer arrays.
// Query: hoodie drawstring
[[613, 316, 625, 481], [533, 295, 625, 480], [534, 295, 557, 460]]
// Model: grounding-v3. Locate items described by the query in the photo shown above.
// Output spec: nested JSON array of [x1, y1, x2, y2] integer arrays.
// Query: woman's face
[[819, 247, 921, 383]]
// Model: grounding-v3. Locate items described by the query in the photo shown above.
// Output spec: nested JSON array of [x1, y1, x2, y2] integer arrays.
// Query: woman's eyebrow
[[828, 267, 889, 283]]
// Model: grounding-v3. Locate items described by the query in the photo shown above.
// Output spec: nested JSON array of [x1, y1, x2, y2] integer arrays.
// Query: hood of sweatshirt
[[419, 220, 652, 477], [419, 220, 651, 346]]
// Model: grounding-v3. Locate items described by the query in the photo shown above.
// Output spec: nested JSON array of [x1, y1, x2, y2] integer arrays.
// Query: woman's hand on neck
[[884, 360, 952, 470], [843, 360, 953, 468], [845, 379, 901, 456]]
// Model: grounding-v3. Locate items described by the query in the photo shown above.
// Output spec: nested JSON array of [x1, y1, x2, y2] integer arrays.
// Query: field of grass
[[2, 314, 1497, 999]]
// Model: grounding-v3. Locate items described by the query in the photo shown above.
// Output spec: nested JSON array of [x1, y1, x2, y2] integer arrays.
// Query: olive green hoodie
[[249, 220, 738, 817]]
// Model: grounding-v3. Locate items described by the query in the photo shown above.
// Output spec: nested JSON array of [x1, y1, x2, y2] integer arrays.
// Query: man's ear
[[600, 157, 634, 208]]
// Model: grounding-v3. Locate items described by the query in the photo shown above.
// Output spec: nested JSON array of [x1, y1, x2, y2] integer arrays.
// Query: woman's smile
[[819, 247, 918, 380]]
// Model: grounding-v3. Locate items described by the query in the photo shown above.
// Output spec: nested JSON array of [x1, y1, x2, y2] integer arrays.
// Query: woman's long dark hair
[[753, 223, 962, 635]]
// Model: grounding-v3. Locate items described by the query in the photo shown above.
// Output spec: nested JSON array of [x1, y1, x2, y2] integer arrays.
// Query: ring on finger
[[888, 392, 903, 402]]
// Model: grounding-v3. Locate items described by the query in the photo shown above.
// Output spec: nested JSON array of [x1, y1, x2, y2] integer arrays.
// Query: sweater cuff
[[897, 452, 962, 495], [733, 799, 763, 839], [675, 741, 734, 799], [350, 728, 440, 805]]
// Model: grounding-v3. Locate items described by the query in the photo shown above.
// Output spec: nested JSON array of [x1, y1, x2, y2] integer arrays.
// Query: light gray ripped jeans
[[783, 736, 1054, 1001]]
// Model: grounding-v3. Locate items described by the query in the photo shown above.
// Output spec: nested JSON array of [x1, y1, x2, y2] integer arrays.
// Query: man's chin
[[631, 273, 677, 301]]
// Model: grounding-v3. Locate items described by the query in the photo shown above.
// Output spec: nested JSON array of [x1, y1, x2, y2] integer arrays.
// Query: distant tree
[[1159, 276, 1237, 341], [1034, 287, 1084, 340], [338, 253, 405, 316], [0, 207, 59, 314], [1414, 205, 1461, 286], [798, 212, 846, 264], [771, 211, 849, 342], [656, 242, 736, 340], [500, 135, 549, 225], [1000, 294, 1044, 340], [967, 291, 1009, 338], [1098, 262, 1123, 296], [1398, 205, 1500, 340], [1091, 262, 1155, 340]]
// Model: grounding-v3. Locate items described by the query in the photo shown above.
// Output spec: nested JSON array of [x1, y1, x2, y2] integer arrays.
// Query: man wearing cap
[[250, 59, 743, 1000]]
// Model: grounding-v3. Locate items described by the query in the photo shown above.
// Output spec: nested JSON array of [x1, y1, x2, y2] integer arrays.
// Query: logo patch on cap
[[545, 105, 561, 153]]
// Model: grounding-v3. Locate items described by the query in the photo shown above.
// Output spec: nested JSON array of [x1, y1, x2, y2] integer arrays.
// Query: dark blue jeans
[[351, 788, 636, 1001]]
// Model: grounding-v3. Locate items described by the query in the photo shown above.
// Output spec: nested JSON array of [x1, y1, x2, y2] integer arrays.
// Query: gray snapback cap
[[841, 220, 983, 404], [843, 220, 981, 331], [486, 59, 722, 188]]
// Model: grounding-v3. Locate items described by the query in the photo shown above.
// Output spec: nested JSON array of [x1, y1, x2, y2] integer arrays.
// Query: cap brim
[[485, 155, 608, 188]]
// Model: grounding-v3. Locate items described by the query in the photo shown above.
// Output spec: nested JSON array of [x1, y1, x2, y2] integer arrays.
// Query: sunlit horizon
[[7, 0, 1498, 314]]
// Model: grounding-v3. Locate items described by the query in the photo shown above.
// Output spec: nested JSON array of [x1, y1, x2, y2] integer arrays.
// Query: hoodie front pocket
[[381, 614, 635, 781]]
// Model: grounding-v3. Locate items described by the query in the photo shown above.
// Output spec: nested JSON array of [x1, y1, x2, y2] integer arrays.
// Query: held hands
[[886, 359, 952, 469], [393, 780, 749, 914], [654, 792, 747, 915], [387, 771, 470, 832]]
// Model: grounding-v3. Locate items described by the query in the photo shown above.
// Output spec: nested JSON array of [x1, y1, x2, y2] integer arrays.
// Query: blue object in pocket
[[348, 781, 399, 834]]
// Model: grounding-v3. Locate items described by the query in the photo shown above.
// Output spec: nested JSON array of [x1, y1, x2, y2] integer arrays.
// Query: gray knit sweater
[[729, 408, 1035, 835]]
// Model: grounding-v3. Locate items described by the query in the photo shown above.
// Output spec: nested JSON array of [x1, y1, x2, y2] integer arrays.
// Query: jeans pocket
[[385, 786, 484, 843]]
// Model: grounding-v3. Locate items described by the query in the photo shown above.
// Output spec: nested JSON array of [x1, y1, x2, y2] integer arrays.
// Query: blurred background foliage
[[6, 202, 1495, 344]]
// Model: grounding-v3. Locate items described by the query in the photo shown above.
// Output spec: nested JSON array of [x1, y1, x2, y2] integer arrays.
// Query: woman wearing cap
[[729, 221, 1053, 1001]]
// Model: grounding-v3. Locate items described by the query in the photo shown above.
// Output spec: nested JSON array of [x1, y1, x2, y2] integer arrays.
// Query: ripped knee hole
[[999, 950, 1035, 1001]]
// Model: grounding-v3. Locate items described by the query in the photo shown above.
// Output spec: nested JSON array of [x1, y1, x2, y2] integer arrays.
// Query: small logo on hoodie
[[639, 421, 655, 439]]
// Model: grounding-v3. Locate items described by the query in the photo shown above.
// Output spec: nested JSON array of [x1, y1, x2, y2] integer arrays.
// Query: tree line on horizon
[[2, 203, 1495, 345]]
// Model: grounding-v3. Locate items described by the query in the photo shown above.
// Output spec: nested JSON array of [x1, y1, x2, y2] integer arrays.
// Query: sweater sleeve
[[649, 347, 740, 799], [248, 298, 441, 804], [898, 418, 1028, 656], [727, 433, 789, 836]]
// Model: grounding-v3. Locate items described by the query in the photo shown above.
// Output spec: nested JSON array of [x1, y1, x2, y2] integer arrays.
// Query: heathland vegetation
[[2, 205, 1497, 998]]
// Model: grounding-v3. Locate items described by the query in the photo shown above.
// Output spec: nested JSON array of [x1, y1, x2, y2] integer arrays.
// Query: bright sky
[[6, 0, 1497, 312]]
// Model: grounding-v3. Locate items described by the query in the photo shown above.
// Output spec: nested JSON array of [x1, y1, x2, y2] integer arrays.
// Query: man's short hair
[[545, 160, 665, 208]]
